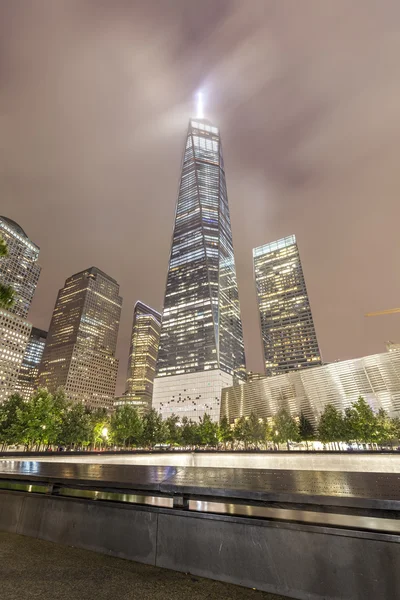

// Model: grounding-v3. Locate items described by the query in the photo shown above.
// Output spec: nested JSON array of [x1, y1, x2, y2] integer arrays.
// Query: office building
[[153, 116, 246, 422], [221, 349, 400, 424], [15, 327, 47, 400], [0, 310, 31, 402], [38, 267, 122, 409], [246, 371, 267, 383], [253, 235, 321, 376], [115, 301, 161, 414], [0, 216, 41, 319]]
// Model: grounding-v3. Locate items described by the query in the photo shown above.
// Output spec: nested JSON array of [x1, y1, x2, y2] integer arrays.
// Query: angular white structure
[[221, 349, 400, 423]]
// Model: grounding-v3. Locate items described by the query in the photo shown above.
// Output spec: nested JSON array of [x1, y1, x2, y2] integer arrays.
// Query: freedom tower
[[152, 98, 246, 422]]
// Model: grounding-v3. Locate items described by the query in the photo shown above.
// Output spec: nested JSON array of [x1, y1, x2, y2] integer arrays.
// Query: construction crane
[[365, 308, 400, 317], [365, 309, 400, 352]]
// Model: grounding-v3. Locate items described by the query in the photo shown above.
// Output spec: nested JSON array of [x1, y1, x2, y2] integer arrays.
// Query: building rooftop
[[31, 327, 48, 339], [0, 216, 39, 250], [135, 300, 162, 321], [69, 267, 119, 286], [253, 235, 296, 258]]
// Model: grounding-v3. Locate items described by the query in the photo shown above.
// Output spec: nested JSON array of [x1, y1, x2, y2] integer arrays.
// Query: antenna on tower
[[196, 92, 204, 119]]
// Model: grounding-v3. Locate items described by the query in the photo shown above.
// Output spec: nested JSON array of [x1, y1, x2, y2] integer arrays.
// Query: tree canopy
[[0, 389, 399, 451]]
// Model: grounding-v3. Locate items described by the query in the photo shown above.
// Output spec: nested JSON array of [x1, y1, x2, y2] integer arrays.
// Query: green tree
[[110, 405, 143, 448], [164, 414, 182, 446], [233, 416, 252, 449], [318, 404, 345, 449], [0, 236, 7, 257], [0, 283, 14, 310], [0, 393, 26, 449], [198, 413, 218, 447], [181, 417, 199, 448], [272, 409, 299, 450], [218, 416, 234, 449], [16, 388, 63, 450], [52, 388, 68, 414], [0, 234, 15, 310], [89, 408, 110, 449], [141, 409, 165, 448], [299, 412, 315, 450], [374, 408, 396, 449], [391, 417, 400, 444], [246, 412, 266, 449], [59, 402, 91, 448], [344, 397, 377, 446]]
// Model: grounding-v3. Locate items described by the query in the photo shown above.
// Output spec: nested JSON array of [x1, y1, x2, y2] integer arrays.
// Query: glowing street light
[[101, 426, 108, 438]]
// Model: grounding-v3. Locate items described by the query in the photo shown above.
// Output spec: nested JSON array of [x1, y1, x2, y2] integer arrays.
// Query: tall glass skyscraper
[[153, 117, 246, 422], [115, 301, 161, 414], [253, 235, 321, 376], [0, 216, 41, 319], [0, 310, 32, 403], [0, 217, 41, 402], [38, 267, 122, 408], [15, 327, 47, 400]]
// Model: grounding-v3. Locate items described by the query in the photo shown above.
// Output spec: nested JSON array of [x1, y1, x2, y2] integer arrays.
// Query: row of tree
[[0, 389, 399, 451]]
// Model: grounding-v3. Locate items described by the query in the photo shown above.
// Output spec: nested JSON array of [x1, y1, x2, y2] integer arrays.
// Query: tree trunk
[[286, 440, 290, 451]]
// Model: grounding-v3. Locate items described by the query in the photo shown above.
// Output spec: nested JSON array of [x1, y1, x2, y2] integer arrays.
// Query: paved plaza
[[0, 532, 288, 600]]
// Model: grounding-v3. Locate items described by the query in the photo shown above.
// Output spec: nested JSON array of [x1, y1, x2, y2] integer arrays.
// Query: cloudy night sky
[[1, 0, 400, 393]]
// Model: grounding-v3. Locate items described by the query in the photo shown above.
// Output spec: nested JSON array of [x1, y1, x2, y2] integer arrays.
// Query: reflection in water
[[1, 453, 398, 473], [189, 500, 400, 534]]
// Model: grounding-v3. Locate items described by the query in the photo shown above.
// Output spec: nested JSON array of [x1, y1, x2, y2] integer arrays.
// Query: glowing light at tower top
[[196, 92, 204, 119]]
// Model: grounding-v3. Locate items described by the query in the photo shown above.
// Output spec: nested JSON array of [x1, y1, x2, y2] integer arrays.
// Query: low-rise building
[[221, 350, 400, 423]]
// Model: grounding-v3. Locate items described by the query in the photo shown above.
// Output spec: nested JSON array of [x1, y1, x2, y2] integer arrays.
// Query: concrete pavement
[[0, 532, 289, 600]]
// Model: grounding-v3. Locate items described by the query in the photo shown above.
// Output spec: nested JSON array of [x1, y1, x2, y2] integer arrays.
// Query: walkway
[[0, 532, 289, 600]]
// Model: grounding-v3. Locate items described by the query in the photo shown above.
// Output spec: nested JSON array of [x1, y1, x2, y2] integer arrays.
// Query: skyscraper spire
[[196, 91, 204, 119]]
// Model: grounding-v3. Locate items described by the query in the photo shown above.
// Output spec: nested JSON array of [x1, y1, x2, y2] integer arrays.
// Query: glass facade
[[221, 350, 400, 424], [0, 217, 40, 402], [0, 310, 31, 402], [115, 301, 161, 414], [38, 267, 122, 409], [253, 235, 321, 376], [156, 119, 245, 380], [0, 216, 41, 319], [15, 327, 47, 400]]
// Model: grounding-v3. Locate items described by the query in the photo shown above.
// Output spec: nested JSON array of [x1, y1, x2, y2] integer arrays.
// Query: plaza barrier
[[0, 461, 399, 599]]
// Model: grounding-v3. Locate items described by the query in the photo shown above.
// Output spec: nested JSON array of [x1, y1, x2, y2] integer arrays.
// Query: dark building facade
[[253, 235, 321, 376], [38, 267, 122, 408], [153, 117, 245, 421]]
